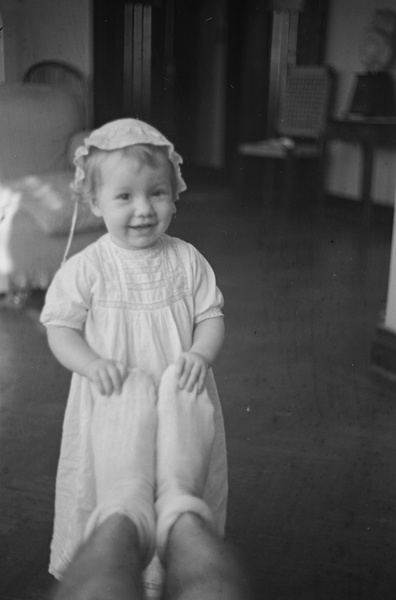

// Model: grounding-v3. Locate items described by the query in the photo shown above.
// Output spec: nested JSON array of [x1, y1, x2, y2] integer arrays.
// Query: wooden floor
[[1, 184, 396, 599]]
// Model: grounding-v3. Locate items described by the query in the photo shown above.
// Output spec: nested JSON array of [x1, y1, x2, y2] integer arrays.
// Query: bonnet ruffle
[[73, 118, 187, 198]]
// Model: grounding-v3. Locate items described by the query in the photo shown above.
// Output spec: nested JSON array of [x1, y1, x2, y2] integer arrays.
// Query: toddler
[[40, 118, 228, 597]]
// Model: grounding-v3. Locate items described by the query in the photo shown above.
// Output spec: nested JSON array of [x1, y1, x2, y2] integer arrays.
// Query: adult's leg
[[155, 364, 215, 559], [53, 366, 252, 600], [156, 365, 252, 599], [165, 512, 253, 600], [86, 368, 157, 566], [52, 514, 143, 600], [51, 512, 252, 600], [52, 368, 158, 600]]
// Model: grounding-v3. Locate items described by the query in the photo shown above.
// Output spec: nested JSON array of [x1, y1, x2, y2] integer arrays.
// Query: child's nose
[[134, 195, 154, 214]]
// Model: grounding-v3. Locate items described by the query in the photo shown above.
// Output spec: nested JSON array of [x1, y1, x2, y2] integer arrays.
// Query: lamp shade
[[349, 72, 396, 117]]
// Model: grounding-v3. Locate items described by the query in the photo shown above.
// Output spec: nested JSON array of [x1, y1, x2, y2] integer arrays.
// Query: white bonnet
[[73, 118, 187, 198]]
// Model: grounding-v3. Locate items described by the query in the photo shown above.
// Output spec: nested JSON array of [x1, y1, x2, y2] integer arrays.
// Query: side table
[[324, 117, 396, 225]]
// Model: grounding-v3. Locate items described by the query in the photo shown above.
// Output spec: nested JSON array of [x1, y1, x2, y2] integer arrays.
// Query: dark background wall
[[93, 0, 328, 174]]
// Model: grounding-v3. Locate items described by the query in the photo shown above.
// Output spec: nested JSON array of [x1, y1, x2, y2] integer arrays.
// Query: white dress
[[40, 233, 228, 584]]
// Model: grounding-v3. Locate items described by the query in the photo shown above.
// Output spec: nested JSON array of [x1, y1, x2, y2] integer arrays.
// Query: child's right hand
[[84, 358, 129, 396]]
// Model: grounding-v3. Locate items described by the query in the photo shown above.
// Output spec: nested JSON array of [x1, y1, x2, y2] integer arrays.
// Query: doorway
[[92, 1, 326, 175], [93, 0, 233, 172]]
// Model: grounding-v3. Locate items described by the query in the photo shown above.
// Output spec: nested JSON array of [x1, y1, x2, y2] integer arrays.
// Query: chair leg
[[316, 140, 326, 219], [263, 159, 276, 204], [235, 155, 260, 199], [281, 153, 294, 208]]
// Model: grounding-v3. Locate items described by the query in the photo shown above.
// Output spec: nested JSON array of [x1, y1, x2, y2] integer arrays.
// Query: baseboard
[[371, 324, 396, 387]]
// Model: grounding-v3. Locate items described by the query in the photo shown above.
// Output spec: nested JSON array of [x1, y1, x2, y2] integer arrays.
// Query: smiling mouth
[[129, 224, 156, 231]]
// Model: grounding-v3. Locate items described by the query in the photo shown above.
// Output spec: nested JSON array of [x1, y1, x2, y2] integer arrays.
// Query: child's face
[[91, 150, 176, 251]]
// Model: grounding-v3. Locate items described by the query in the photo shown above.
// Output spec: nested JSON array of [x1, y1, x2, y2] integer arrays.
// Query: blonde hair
[[74, 144, 178, 206]]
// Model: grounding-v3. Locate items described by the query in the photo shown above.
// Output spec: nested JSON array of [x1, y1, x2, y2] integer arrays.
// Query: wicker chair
[[238, 65, 333, 207], [23, 59, 92, 129]]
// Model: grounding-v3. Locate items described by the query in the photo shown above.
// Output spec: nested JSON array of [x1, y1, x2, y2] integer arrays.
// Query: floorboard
[[1, 187, 395, 599]]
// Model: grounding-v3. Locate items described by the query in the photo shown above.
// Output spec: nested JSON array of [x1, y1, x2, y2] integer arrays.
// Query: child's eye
[[152, 189, 168, 198], [117, 193, 130, 201]]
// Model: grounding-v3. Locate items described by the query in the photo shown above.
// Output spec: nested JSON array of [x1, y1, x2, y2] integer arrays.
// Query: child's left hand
[[174, 351, 209, 393]]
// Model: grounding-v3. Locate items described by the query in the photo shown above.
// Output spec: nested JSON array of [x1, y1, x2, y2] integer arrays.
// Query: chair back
[[278, 66, 332, 139], [23, 60, 91, 128]]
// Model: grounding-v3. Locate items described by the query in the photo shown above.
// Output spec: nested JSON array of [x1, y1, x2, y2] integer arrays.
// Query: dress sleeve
[[40, 252, 96, 330], [189, 244, 224, 325]]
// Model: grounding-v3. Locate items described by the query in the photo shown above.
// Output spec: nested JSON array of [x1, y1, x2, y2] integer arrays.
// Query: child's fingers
[[176, 357, 194, 390], [93, 378, 106, 396], [117, 362, 129, 382], [178, 366, 190, 390], [98, 369, 115, 396], [106, 363, 126, 395], [92, 364, 122, 396], [174, 355, 186, 379], [175, 354, 207, 392], [197, 369, 207, 394], [184, 362, 202, 392], [93, 373, 109, 396], [111, 365, 123, 394]]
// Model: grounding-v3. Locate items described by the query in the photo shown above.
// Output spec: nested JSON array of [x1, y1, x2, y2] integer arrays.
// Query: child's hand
[[174, 352, 208, 393], [84, 358, 129, 396]]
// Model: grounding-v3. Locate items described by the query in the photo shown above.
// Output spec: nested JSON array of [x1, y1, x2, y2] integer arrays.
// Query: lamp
[[349, 9, 396, 117]]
